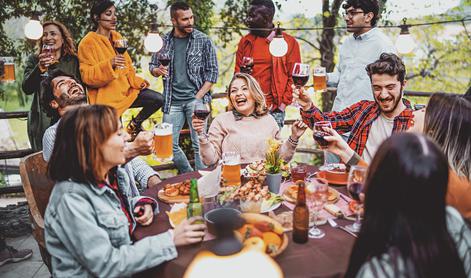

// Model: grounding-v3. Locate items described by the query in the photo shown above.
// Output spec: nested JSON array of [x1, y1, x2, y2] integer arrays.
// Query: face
[[101, 123, 126, 168], [344, 6, 372, 33], [42, 24, 64, 52], [246, 5, 272, 36], [97, 5, 117, 31], [229, 78, 256, 116], [172, 9, 194, 34], [371, 74, 405, 116], [51, 76, 86, 109]]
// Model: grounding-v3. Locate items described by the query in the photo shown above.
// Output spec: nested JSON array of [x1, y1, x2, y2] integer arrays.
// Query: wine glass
[[345, 165, 367, 233], [114, 39, 128, 69], [40, 44, 54, 78], [240, 56, 254, 74], [158, 52, 171, 81], [193, 99, 210, 136], [306, 177, 329, 239], [313, 121, 332, 170], [292, 63, 310, 108]]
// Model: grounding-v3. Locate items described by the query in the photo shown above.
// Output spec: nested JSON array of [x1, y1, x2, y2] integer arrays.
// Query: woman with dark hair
[[345, 133, 470, 277], [22, 20, 82, 151], [78, 0, 163, 140], [44, 105, 205, 276]]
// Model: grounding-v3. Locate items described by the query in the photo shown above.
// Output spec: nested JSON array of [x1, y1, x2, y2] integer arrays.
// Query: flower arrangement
[[265, 138, 284, 174]]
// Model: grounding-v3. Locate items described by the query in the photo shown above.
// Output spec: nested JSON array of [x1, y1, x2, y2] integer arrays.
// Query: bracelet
[[288, 137, 299, 145]]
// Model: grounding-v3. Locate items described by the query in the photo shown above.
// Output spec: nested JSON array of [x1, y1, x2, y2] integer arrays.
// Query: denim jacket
[[44, 167, 177, 277]]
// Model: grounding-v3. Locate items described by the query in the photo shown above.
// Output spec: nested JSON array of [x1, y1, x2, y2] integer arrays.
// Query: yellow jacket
[[78, 31, 149, 115]]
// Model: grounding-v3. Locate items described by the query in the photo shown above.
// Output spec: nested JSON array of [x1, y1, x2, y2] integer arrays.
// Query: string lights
[[395, 18, 416, 54], [269, 22, 288, 57], [24, 12, 43, 40]]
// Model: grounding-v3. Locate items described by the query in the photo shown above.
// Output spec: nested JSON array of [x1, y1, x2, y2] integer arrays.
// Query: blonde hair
[[227, 73, 268, 116]]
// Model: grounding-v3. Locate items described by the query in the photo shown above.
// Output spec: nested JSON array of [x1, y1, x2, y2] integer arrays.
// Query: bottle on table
[[187, 178, 204, 224], [293, 181, 309, 243]]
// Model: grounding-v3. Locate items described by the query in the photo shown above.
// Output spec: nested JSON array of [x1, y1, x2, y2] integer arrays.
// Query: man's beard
[[57, 94, 87, 109], [176, 24, 193, 34]]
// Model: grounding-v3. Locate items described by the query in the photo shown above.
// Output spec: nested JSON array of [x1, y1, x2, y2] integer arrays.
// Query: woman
[[78, 0, 163, 139], [44, 105, 205, 276], [346, 133, 470, 277], [22, 20, 81, 151], [192, 73, 307, 165]]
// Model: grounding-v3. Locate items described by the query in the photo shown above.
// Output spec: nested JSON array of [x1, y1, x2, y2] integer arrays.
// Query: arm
[[149, 51, 162, 77], [127, 157, 160, 189], [78, 40, 118, 88], [278, 120, 307, 162], [195, 81, 214, 100], [22, 55, 42, 95], [234, 39, 244, 73], [202, 38, 218, 87], [326, 70, 340, 87], [199, 118, 225, 166]]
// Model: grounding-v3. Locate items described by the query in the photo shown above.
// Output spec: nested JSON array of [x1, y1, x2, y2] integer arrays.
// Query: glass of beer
[[0, 57, 15, 83], [221, 152, 241, 186], [313, 66, 327, 92], [153, 123, 173, 163]]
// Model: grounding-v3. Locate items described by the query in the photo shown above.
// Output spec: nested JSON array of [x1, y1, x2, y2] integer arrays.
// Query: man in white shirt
[[328, 0, 396, 112]]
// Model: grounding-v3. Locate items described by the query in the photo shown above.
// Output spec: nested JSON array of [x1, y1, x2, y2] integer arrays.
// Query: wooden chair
[[19, 151, 54, 272]]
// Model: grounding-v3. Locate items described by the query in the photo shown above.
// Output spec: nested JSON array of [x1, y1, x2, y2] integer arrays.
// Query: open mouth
[[68, 86, 83, 96], [235, 98, 247, 106]]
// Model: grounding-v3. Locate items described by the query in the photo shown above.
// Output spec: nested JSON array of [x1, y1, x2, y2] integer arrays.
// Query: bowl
[[239, 199, 263, 213], [204, 207, 242, 235], [317, 169, 348, 185]]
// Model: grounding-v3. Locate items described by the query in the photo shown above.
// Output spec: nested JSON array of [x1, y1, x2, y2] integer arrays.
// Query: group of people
[[1, 0, 468, 276]]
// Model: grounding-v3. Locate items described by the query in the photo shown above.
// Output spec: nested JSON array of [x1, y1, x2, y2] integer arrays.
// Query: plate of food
[[282, 183, 339, 204], [158, 180, 191, 203], [242, 160, 267, 183], [166, 203, 187, 228]]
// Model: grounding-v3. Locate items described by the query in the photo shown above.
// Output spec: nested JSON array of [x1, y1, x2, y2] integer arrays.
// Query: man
[[328, 0, 396, 112], [295, 53, 414, 164], [235, 0, 301, 128], [149, 2, 218, 173], [41, 69, 161, 189]]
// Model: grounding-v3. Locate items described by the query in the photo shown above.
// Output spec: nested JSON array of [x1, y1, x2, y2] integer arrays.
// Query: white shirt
[[362, 113, 394, 164], [327, 28, 396, 112]]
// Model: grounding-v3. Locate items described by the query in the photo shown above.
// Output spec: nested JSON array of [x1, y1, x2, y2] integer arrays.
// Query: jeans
[[270, 110, 286, 129], [163, 100, 205, 173], [130, 88, 163, 125]]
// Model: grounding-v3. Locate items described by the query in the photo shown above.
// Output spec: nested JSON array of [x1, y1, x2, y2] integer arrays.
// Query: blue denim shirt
[[44, 167, 177, 277], [149, 29, 218, 113]]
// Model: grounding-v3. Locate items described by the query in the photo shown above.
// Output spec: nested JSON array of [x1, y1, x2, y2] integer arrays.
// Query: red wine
[[115, 47, 127, 54], [240, 64, 254, 74], [313, 131, 329, 147], [194, 109, 210, 120], [292, 75, 309, 87], [159, 58, 171, 66], [348, 182, 363, 202]]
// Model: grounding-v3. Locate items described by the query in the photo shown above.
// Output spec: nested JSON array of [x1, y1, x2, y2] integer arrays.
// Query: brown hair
[[38, 21, 77, 57], [366, 52, 406, 83], [227, 73, 268, 116], [48, 105, 119, 184]]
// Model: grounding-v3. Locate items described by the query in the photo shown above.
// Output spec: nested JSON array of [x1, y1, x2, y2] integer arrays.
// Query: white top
[[327, 28, 396, 112], [362, 114, 394, 164]]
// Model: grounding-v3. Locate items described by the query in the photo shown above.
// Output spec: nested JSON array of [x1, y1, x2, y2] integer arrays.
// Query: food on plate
[[348, 200, 364, 216], [163, 180, 191, 197], [243, 160, 267, 183], [243, 237, 266, 252], [283, 184, 339, 203], [262, 232, 282, 254], [165, 203, 187, 227], [238, 213, 285, 256], [240, 213, 284, 235], [324, 203, 342, 218], [238, 224, 263, 240], [228, 178, 271, 202]]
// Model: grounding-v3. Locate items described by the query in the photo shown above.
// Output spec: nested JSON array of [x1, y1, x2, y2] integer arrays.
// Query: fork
[[327, 218, 358, 238]]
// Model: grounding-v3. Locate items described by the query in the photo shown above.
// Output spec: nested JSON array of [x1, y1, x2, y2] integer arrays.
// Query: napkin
[[197, 164, 221, 198]]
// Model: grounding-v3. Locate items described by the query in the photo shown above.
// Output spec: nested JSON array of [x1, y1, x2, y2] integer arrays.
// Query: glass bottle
[[293, 181, 309, 243], [187, 179, 204, 224]]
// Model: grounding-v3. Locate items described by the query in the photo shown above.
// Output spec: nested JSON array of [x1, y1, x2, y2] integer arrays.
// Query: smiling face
[[172, 8, 194, 36], [101, 122, 126, 170], [41, 24, 64, 53], [371, 74, 406, 118], [97, 5, 117, 31], [50, 76, 86, 113], [229, 78, 256, 116]]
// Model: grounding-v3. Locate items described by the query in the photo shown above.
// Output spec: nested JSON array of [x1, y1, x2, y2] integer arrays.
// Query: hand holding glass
[[193, 100, 210, 136], [292, 63, 310, 108], [153, 123, 173, 163], [114, 39, 128, 69], [240, 56, 254, 74], [158, 52, 171, 80], [313, 121, 332, 169]]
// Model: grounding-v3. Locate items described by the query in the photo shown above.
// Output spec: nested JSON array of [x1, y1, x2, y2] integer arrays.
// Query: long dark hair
[[345, 133, 466, 277]]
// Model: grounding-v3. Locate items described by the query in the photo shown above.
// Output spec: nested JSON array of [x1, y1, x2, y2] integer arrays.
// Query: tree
[[166, 0, 215, 34]]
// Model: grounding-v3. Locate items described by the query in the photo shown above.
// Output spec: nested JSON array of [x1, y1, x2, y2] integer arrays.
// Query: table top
[[134, 169, 355, 278]]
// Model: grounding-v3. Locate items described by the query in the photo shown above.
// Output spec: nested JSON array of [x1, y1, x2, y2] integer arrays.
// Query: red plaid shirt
[[300, 100, 414, 156]]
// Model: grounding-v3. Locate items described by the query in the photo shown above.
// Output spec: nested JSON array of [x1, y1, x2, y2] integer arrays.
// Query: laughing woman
[[78, 0, 163, 140]]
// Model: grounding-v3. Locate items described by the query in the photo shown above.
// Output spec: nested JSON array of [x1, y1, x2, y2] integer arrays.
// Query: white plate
[[260, 201, 282, 213]]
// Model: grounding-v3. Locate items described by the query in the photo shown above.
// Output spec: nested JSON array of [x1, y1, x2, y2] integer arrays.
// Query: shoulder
[[214, 111, 235, 123], [79, 32, 97, 47], [193, 29, 210, 40]]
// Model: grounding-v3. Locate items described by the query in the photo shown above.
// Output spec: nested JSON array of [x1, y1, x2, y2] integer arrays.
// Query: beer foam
[[154, 123, 173, 136]]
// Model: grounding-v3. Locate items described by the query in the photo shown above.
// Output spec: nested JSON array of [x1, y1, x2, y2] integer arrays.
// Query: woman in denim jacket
[[44, 105, 205, 277]]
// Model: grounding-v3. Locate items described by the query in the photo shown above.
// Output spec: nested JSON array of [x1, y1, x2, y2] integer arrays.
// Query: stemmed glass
[[240, 56, 254, 74], [113, 39, 128, 69], [193, 99, 210, 136], [40, 45, 54, 78], [346, 165, 367, 233], [291, 63, 310, 108], [158, 52, 171, 81], [306, 177, 329, 239], [313, 121, 332, 170]]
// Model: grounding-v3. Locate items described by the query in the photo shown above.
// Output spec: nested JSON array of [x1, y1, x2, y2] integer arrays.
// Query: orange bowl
[[317, 169, 348, 185]]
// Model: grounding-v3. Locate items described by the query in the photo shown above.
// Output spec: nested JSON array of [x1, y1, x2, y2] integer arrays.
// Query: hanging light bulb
[[395, 18, 416, 54], [269, 22, 288, 57], [24, 12, 43, 40], [144, 21, 163, 53]]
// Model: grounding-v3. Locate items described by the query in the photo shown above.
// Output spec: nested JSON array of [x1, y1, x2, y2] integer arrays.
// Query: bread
[[164, 187, 179, 197]]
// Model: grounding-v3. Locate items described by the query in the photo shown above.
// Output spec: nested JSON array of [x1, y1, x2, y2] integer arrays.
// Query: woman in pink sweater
[[192, 73, 307, 165]]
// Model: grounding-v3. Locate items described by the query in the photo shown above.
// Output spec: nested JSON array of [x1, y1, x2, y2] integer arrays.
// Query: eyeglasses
[[342, 10, 365, 18]]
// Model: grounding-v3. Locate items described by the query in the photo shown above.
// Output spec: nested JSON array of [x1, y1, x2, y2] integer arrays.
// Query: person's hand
[[134, 204, 154, 226], [152, 65, 168, 77], [147, 175, 161, 189], [291, 85, 312, 111], [322, 127, 355, 164], [172, 217, 206, 246], [290, 120, 308, 141], [111, 55, 126, 69], [124, 131, 153, 160], [38, 52, 55, 69], [191, 116, 205, 135]]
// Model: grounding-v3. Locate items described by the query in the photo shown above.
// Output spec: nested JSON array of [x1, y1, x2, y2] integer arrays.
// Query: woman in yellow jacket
[[78, 0, 162, 139]]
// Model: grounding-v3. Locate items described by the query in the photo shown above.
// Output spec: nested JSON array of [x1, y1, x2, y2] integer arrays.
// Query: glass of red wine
[[114, 39, 128, 69], [346, 165, 367, 233], [193, 99, 210, 136], [313, 121, 332, 169], [158, 52, 171, 81], [40, 44, 54, 78], [292, 63, 310, 108], [240, 56, 254, 74]]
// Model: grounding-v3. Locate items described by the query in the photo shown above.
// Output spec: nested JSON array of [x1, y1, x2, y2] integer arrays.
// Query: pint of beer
[[154, 123, 173, 163], [313, 66, 326, 92], [0, 57, 15, 83], [222, 152, 241, 186]]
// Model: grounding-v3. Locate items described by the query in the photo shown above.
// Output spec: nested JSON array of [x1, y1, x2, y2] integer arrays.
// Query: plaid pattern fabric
[[300, 100, 414, 156], [149, 29, 218, 113], [127, 157, 158, 190]]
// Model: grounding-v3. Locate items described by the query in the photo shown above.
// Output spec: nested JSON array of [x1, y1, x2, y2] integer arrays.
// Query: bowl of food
[[318, 163, 348, 185]]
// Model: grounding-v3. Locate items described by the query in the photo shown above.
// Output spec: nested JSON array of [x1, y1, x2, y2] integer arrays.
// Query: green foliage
[[166, 0, 215, 34]]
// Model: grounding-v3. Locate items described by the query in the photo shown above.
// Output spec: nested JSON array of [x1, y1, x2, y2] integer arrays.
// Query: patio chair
[[19, 151, 53, 272]]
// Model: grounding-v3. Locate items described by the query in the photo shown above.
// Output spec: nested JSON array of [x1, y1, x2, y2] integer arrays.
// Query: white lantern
[[144, 22, 163, 53], [395, 18, 416, 54], [269, 23, 288, 57], [24, 15, 43, 40]]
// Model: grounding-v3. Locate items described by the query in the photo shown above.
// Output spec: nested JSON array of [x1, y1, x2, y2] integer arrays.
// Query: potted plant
[[265, 138, 284, 193]]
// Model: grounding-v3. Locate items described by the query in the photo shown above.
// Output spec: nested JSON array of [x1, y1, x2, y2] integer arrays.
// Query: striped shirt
[[149, 29, 218, 113]]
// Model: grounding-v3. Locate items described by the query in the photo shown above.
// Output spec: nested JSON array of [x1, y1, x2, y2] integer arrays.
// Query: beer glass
[[313, 66, 327, 92], [0, 57, 15, 83], [153, 123, 173, 163], [221, 152, 241, 186]]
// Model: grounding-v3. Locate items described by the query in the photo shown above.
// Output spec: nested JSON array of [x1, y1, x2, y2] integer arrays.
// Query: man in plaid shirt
[[150, 2, 218, 173], [294, 53, 414, 164]]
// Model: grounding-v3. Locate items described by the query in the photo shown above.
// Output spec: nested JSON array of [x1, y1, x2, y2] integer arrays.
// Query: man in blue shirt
[[150, 2, 218, 173]]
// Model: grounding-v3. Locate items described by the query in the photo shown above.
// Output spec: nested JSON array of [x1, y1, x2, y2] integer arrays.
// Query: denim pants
[[270, 110, 286, 129], [163, 100, 205, 173]]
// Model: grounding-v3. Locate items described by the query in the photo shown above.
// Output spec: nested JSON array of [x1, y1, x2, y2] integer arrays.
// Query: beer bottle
[[187, 179, 204, 224], [293, 181, 309, 243]]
